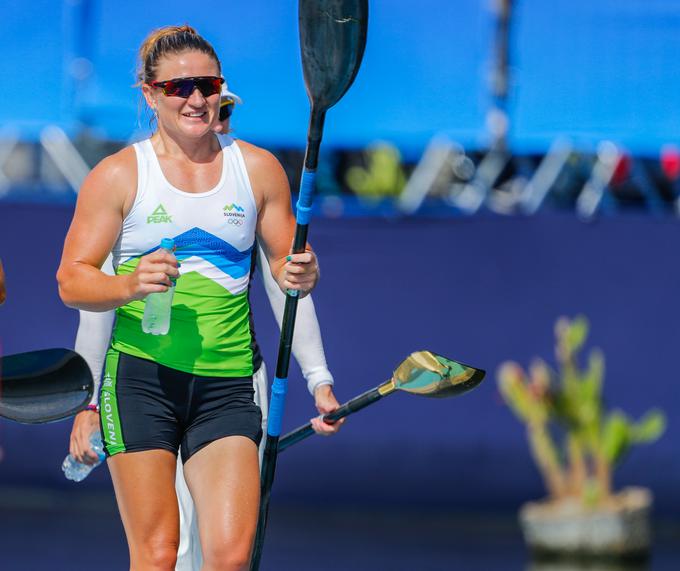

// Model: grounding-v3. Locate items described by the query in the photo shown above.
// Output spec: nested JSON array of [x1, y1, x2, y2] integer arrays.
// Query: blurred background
[[1, 1, 679, 569]]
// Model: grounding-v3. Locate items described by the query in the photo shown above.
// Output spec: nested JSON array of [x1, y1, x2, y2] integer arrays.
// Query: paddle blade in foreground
[[0, 348, 93, 424], [299, 0, 368, 112], [391, 350, 486, 398]]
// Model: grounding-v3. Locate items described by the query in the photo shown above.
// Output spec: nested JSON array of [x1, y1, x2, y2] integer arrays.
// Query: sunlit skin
[[142, 52, 223, 147]]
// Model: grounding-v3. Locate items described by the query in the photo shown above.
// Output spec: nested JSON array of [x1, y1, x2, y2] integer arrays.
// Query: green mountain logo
[[147, 204, 172, 224], [223, 203, 245, 213]]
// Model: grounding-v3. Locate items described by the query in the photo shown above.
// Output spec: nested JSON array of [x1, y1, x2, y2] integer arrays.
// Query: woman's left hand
[[283, 251, 319, 297], [310, 384, 344, 436]]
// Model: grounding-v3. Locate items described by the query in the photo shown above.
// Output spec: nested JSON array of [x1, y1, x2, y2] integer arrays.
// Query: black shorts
[[100, 349, 262, 462]]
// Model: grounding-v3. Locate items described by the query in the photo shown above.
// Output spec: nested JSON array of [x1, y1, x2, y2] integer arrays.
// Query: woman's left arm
[[238, 141, 319, 296]]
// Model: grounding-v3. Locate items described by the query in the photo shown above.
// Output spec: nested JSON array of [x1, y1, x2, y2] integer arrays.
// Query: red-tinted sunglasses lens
[[159, 80, 187, 97], [156, 77, 223, 98]]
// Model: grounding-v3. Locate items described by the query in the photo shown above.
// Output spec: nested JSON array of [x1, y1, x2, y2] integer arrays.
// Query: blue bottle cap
[[160, 238, 175, 250]]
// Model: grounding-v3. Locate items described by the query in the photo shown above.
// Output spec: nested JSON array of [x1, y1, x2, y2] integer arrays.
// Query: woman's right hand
[[69, 410, 101, 465], [126, 249, 179, 301]]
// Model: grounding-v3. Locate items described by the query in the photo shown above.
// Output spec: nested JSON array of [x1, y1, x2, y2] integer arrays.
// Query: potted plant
[[497, 316, 666, 559]]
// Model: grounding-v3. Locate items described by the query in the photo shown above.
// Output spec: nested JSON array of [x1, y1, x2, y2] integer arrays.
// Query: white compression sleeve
[[74, 254, 115, 407], [257, 244, 334, 395]]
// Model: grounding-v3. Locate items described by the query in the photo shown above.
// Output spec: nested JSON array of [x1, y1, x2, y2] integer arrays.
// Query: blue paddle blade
[[0, 348, 93, 424]]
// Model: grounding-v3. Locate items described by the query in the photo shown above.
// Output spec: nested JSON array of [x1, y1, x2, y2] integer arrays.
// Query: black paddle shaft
[[274, 107, 325, 375], [250, 107, 327, 571], [251, 3, 368, 569], [274, 108, 325, 381], [278, 386, 384, 452]]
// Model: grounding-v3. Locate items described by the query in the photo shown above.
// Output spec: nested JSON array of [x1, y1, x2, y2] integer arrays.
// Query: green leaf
[[630, 410, 666, 443], [552, 391, 579, 427], [601, 411, 630, 464], [567, 315, 589, 354], [583, 350, 604, 401], [497, 362, 533, 422]]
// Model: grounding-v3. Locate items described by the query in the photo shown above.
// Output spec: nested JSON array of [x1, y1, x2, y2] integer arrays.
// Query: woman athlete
[[58, 24, 339, 570]]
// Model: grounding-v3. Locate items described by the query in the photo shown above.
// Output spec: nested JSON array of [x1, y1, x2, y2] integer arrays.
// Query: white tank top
[[110, 136, 259, 377]]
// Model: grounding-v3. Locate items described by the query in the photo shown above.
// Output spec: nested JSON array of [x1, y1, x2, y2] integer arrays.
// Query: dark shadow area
[[0, 490, 678, 571]]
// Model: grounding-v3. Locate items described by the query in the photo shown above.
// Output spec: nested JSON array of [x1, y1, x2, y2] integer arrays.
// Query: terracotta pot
[[519, 487, 652, 558]]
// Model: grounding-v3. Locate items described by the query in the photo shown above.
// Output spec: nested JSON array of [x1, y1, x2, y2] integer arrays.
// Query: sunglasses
[[149, 76, 224, 98], [219, 98, 235, 121]]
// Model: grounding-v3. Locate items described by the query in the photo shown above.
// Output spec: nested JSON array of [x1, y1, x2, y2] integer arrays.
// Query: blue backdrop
[[1, 203, 678, 514], [3, 1, 680, 155]]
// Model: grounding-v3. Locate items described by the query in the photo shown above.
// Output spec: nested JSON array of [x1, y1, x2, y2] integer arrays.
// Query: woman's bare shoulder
[[234, 139, 289, 206], [89, 145, 137, 185], [80, 145, 138, 207]]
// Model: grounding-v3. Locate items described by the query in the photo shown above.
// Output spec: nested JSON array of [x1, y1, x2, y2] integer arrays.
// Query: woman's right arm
[[57, 147, 177, 311]]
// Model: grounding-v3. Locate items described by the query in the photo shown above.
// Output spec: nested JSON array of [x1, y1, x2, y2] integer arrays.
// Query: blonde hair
[[137, 24, 221, 85]]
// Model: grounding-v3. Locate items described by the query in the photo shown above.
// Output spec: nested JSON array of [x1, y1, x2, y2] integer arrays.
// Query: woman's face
[[144, 50, 221, 140]]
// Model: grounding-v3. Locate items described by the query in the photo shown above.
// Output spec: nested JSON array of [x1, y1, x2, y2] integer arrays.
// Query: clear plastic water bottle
[[142, 237, 176, 335], [62, 431, 105, 482]]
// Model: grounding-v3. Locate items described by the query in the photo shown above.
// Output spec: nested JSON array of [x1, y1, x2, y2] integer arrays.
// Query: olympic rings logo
[[226, 218, 245, 226]]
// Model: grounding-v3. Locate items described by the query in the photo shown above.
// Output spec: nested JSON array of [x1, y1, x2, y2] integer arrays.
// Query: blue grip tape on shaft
[[296, 170, 316, 225], [267, 376, 288, 437]]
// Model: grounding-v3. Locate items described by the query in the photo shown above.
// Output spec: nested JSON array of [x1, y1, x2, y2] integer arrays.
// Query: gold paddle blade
[[384, 350, 485, 398]]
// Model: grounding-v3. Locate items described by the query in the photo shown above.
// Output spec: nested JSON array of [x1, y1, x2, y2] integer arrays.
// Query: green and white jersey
[[110, 136, 258, 377]]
